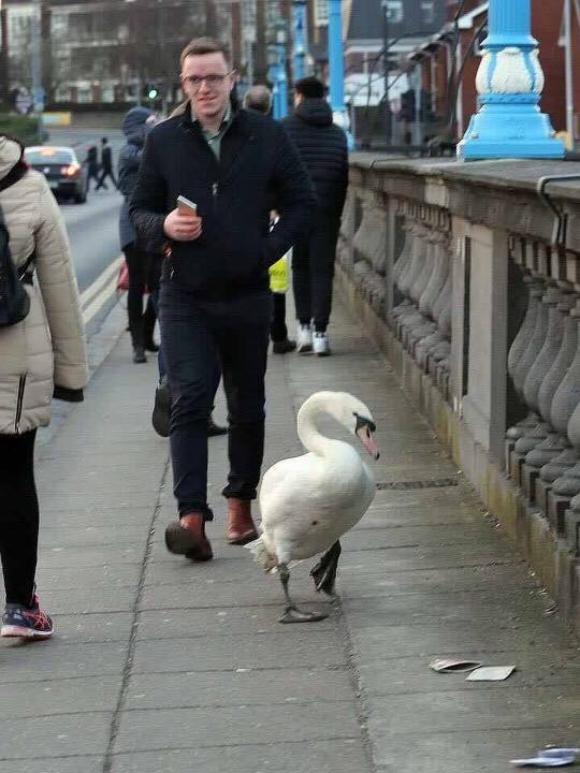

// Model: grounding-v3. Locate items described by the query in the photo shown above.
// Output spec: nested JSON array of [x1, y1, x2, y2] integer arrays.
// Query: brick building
[[410, 0, 574, 144], [0, 0, 228, 108]]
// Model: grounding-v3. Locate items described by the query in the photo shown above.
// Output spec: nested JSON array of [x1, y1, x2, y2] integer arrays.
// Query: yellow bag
[[269, 250, 290, 294]]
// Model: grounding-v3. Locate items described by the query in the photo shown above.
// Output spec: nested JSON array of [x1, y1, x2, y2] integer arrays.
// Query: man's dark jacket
[[130, 103, 316, 297], [282, 98, 348, 217]]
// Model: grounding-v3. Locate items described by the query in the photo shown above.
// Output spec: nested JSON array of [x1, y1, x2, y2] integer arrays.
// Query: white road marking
[[81, 256, 124, 325]]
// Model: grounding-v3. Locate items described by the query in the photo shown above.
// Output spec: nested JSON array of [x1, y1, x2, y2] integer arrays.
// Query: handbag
[[117, 260, 129, 292]]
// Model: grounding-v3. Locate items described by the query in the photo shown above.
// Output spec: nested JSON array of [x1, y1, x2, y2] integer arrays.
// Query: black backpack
[[0, 165, 35, 328]]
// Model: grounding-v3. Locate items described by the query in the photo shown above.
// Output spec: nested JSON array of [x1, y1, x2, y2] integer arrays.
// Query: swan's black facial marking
[[354, 412, 376, 434]]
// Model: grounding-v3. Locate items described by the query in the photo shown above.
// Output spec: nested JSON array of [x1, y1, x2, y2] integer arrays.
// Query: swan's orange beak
[[356, 425, 380, 460]]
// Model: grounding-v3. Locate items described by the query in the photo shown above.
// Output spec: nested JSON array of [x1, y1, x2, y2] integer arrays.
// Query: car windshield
[[25, 148, 75, 165]]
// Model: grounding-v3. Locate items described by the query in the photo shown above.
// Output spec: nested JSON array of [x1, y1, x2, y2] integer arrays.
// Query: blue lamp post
[[457, 0, 565, 160], [328, 0, 354, 149], [293, 0, 308, 82], [276, 25, 289, 119]]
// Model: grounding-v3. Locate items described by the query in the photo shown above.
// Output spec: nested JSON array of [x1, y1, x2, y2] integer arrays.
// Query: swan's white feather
[[252, 392, 377, 570]]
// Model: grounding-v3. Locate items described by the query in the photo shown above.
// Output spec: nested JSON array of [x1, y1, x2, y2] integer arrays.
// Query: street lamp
[[292, 0, 308, 82], [457, 0, 565, 160]]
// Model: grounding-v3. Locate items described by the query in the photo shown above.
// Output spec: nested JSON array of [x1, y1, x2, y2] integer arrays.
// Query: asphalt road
[[46, 129, 125, 295]]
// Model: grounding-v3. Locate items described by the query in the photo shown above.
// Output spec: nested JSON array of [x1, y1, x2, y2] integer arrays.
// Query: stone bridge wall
[[336, 153, 580, 630]]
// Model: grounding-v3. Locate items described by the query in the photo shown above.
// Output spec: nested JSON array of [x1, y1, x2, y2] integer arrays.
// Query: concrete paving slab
[[41, 611, 134, 644], [38, 524, 153, 549], [36, 563, 140, 591], [369, 726, 580, 773], [0, 641, 127, 682], [338, 563, 536, 597], [136, 604, 337, 639], [0, 674, 121, 719], [355, 647, 580, 695], [0, 712, 112, 760], [110, 738, 371, 773], [125, 667, 354, 710], [36, 584, 135, 615], [348, 619, 574, 661], [0, 757, 103, 773], [113, 702, 362, 754], [131, 632, 346, 673]]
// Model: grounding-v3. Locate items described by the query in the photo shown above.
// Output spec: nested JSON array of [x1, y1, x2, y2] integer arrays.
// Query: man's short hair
[[243, 85, 272, 115], [180, 37, 231, 67], [295, 76, 325, 99]]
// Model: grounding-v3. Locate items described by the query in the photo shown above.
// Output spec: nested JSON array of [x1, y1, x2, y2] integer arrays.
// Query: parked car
[[24, 146, 88, 204]]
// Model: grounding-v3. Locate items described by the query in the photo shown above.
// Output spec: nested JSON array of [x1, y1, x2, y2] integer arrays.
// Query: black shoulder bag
[[0, 165, 35, 328]]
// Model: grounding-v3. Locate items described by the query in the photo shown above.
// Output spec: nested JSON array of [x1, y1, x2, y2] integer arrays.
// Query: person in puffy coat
[[0, 135, 88, 640], [118, 106, 160, 364], [282, 76, 349, 357]]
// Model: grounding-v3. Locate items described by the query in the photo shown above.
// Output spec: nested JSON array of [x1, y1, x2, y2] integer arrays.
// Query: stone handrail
[[336, 153, 580, 628]]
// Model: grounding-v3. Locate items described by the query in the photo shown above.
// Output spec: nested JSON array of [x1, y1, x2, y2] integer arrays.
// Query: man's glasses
[[182, 72, 233, 91]]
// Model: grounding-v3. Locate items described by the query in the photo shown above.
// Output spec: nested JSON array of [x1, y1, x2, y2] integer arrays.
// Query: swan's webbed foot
[[279, 606, 328, 624], [278, 562, 328, 624], [310, 541, 342, 596]]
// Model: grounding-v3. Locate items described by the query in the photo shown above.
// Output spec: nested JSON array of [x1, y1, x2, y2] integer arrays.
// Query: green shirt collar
[[195, 104, 232, 160]]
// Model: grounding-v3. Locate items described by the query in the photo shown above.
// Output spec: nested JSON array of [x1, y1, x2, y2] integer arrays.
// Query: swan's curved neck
[[297, 393, 346, 457]]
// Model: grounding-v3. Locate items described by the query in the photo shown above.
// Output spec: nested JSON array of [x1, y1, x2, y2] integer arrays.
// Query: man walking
[[131, 38, 315, 560], [282, 76, 349, 356], [96, 137, 117, 190], [243, 85, 296, 355]]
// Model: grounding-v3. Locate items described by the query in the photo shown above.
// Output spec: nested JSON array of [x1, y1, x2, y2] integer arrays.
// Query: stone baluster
[[388, 219, 415, 326], [511, 285, 554, 459], [521, 292, 578, 503], [536, 298, 580, 487], [401, 229, 438, 349], [506, 277, 546, 450], [393, 222, 427, 322]]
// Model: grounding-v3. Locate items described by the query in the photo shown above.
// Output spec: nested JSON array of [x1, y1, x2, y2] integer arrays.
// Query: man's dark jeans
[[159, 281, 271, 519], [292, 211, 341, 332]]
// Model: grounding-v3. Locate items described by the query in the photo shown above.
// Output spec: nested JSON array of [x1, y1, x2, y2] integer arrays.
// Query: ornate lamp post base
[[457, 0, 565, 161], [459, 97, 565, 160]]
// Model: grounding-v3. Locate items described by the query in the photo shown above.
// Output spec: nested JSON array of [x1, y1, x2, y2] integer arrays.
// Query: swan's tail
[[245, 536, 277, 572]]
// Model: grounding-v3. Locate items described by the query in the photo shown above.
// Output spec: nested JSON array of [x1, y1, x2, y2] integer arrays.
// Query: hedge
[[0, 114, 42, 145]]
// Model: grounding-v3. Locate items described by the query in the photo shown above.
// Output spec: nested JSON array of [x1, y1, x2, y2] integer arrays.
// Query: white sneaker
[[296, 324, 313, 353], [313, 331, 331, 356]]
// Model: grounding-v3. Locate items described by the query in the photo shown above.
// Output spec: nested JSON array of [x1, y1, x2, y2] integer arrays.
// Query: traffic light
[[144, 84, 159, 102], [400, 89, 416, 123]]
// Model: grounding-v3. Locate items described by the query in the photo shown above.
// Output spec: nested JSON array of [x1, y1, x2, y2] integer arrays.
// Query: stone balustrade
[[336, 154, 580, 629]]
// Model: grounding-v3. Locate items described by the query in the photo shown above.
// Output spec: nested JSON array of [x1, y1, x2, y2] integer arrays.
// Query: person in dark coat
[[85, 145, 100, 190], [130, 37, 315, 561], [96, 137, 117, 190], [282, 76, 349, 356], [118, 107, 161, 364], [243, 85, 296, 355]]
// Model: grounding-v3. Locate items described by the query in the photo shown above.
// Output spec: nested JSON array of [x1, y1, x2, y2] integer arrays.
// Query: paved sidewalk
[[2, 296, 580, 773]]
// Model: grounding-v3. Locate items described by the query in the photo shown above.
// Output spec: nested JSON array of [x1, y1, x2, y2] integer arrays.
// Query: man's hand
[[163, 208, 202, 242]]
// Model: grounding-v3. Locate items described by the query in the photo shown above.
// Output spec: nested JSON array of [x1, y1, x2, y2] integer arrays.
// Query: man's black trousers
[[159, 281, 271, 519], [292, 211, 341, 332]]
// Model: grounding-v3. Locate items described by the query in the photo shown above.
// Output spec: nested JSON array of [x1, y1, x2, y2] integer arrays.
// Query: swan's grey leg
[[310, 541, 342, 597], [278, 563, 328, 624]]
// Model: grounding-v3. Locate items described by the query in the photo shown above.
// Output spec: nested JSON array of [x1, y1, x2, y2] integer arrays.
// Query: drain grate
[[376, 477, 459, 491]]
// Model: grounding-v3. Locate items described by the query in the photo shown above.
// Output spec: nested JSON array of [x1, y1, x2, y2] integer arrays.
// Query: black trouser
[[292, 211, 341, 332], [124, 244, 160, 348], [87, 167, 100, 191], [159, 282, 271, 518], [270, 293, 288, 343], [96, 168, 117, 190], [0, 430, 38, 607]]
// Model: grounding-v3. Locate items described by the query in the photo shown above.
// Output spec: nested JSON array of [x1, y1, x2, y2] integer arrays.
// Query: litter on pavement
[[466, 665, 516, 681], [429, 658, 482, 673]]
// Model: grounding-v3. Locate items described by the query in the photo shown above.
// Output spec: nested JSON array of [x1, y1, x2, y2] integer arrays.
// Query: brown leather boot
[[226, 498, 258, 545], [165, 512, 213, 561]]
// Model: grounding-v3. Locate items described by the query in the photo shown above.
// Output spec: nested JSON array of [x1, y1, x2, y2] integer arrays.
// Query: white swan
[[249, 391, 380, 623]]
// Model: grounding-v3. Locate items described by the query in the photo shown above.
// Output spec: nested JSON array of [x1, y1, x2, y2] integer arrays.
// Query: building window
[[384, 0, 403, 23], [314, 0, 329, 27], [421, 1, 435, 24]]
